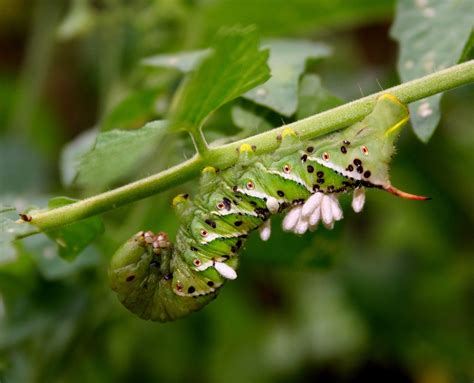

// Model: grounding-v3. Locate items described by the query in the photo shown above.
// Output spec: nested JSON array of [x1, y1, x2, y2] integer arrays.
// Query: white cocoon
[[301, 192, 323, 218], [259, 219, 271, 241], [214, 262, 237, 280], [352, 188, 366, 213], [282, 206, 302, 231], [266, 196, 280, 214]]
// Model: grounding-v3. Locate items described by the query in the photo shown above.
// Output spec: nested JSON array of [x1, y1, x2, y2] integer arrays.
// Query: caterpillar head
[[109, 231, 217, 322]]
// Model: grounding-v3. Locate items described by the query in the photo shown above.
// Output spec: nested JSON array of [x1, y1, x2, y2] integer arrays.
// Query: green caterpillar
[[109, 94, 428, 322]]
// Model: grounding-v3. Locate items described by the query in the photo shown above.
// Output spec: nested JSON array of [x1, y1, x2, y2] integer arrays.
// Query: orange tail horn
[[384, 185, 431, 201]]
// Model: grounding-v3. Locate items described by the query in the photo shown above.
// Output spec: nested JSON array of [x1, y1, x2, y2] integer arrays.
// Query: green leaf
[[142, 50, 210, 72], [391, 0, 474, 142], [231, 104, 274, 135], [244, 39, 331, 117], [199, 0, 395, 40], [297, 74, 343, 120], [44, 197, 103, 260], [22, 235, 100, 280], [168, 26, 270, 133], [72, 120, 167, 189], [100, 88, 161, 132], [460, 30, 474, 61], [60, 128, 97, 187], [143, 39, 332, 120]]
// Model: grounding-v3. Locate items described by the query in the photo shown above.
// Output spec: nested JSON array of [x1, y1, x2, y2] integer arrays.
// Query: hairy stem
[[26, 60, 474, 231]]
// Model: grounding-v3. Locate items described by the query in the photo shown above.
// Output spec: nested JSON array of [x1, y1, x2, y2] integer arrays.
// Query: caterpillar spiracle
[[109, 94, 429, 322]]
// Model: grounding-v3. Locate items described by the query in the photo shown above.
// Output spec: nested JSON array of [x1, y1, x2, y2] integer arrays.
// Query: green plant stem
[[26, 60, 474, 231], [190, 128, 209, 157]]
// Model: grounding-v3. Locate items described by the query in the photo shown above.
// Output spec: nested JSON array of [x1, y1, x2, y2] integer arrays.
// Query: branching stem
[[190, 128, 209, 158], [26, 60, 474, 231]]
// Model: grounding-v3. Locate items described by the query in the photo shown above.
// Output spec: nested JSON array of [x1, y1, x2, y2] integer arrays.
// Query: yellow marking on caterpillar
[[172, 194, 189, 206], [281, 128, 296, 138], [202, 166, 217, 173], [379, 94, 409, 112], [239, 144, 253, 153], [385, 115, 410, 136]]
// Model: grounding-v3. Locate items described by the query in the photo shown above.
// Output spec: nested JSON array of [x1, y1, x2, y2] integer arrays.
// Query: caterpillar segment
[[108, 231, 219, 322], [109, 94, 429, 322]]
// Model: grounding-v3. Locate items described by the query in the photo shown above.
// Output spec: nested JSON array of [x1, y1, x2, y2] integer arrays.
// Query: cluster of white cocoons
[[282, 188, 366, 235]]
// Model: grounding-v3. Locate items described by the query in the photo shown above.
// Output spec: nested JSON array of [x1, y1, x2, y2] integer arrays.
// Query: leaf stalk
[[189, 128, 210, 158]]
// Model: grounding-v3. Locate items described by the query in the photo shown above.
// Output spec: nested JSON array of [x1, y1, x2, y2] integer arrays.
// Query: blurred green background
[[0, 1, 473, 382]]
